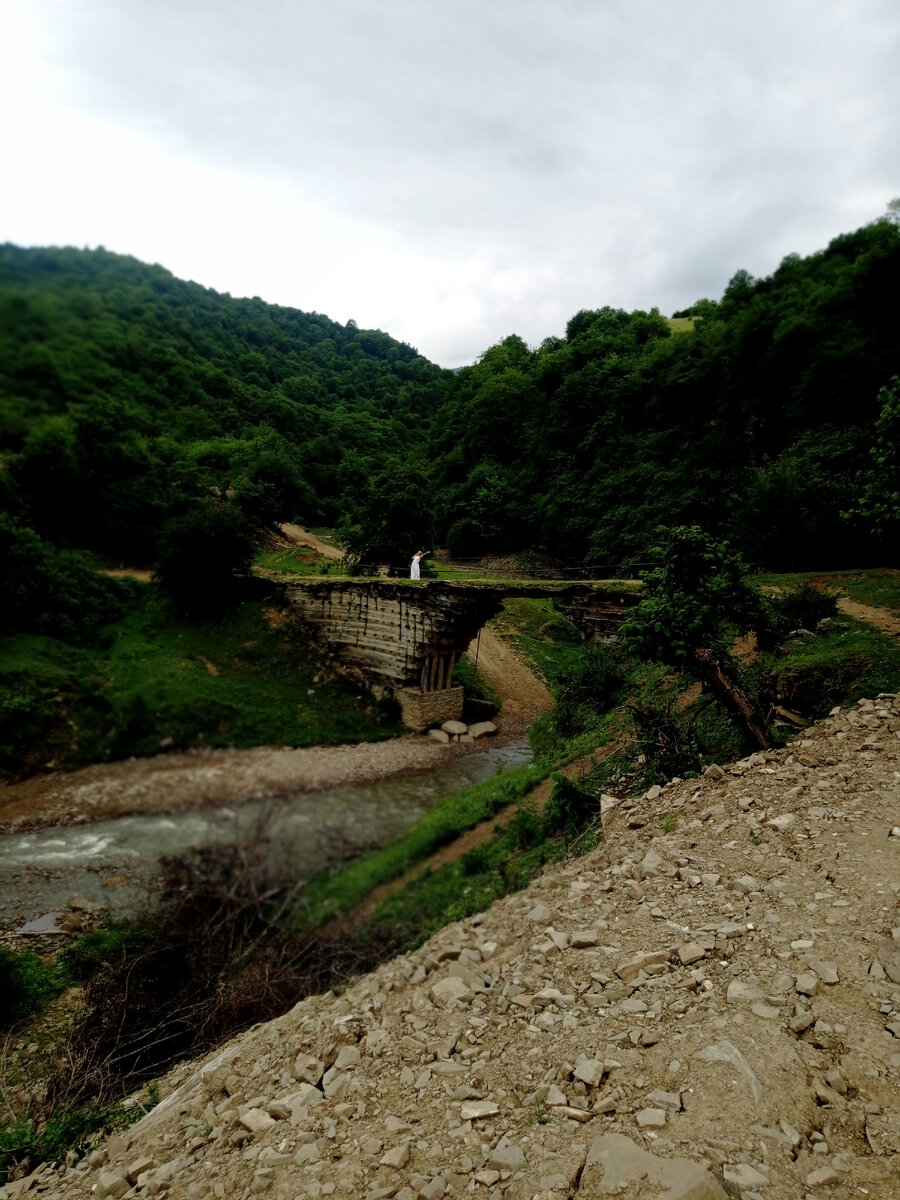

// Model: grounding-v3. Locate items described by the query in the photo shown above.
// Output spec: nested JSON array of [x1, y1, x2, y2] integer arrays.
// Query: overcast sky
[[2, 0, 898, 366]]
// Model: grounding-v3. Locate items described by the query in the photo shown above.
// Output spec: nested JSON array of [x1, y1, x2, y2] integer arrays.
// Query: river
[[1, 739, 533, 930]]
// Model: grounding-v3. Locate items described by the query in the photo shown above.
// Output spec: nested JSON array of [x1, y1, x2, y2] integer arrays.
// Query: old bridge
[[278, 578, 640, 730]]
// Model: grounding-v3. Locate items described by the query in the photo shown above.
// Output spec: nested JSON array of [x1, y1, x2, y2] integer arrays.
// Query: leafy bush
[[60, 926, 146, 982], [629, 698, 702, 782], [0, 947, 65, 1027], [772, 582, 839, 632], [754, 582, 840, 650], [552, 646, 626, 736], [543, 774, 598, 838], [0, 514, 133, 642]]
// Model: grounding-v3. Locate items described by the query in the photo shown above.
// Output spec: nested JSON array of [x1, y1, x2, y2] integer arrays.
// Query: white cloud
[[1, 0, 898, 365]]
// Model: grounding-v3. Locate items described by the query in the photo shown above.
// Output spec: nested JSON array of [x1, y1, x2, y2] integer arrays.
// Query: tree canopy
[[1, 214, 899, 629]]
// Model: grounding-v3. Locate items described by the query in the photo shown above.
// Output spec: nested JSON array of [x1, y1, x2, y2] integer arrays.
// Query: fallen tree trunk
[[692, 647, 771, 749]]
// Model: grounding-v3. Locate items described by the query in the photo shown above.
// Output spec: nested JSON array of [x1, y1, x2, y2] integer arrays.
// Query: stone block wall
[[281, 580, 504, 699], [397, 685, 465, 733]]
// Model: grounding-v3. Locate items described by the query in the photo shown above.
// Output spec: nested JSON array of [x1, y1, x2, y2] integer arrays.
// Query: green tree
[[847, 377, 900, 538], [155, 501, 259, 616], [338, 459, 435, 572], [622, 526, 772, 748]]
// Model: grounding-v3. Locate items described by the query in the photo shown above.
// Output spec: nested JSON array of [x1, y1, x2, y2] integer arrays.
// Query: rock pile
[[5, 697, 899, 1200]]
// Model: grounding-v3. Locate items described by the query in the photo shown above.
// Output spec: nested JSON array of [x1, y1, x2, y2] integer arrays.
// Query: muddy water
[[0, 740, 533, 928]]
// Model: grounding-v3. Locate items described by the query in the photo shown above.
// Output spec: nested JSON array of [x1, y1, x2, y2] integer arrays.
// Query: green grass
[[751, 567, 900, 613], [838, 570, 900, 613], [750, 613, 900, 718], [0, 593, 398, 778], [255, 545, 342, 576], [296, 761, 545, 927], [493, 597, 585, 684], [666, 317, 696, 334], [452, 653, 501, 707]]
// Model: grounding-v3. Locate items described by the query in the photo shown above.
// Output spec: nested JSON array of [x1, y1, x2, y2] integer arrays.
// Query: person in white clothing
[[410, 550, 428, 580]]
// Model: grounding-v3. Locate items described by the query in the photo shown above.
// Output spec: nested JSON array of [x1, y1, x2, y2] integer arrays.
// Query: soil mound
[[12, 695, 900, 1199]]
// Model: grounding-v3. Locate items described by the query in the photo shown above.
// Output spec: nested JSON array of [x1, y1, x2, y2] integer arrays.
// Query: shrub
[[0, 947, 65, 1027], [629, 698, 702, 782], [0, 514, 132, 642], [552, 646, 626, 737], [772, 582, 839, 631], [755, 582, 840, 650], [155, 501, 259, 616], [543, 774, 598, 838]]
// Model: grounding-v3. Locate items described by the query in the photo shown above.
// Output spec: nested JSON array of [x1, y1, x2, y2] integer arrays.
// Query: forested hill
[[2, 217, 899, 580], [0, 243, 449, 559], [416, 215, 900, 571]]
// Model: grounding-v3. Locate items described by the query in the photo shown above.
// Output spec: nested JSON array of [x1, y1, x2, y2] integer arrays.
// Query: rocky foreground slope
[[5, 697, 900, 1200]]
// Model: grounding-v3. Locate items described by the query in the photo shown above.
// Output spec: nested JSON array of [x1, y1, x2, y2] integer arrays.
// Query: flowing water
[[0, 740, 533, 929]]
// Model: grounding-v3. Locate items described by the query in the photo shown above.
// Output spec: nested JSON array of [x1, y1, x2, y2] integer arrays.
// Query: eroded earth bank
[[7, 694, 899, 1200]]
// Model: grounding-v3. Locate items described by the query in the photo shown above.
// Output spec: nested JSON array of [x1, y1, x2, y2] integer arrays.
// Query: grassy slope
[[0, 588, 398, 778], [752, 568, 900, 613], [296, 574, 900, 937]]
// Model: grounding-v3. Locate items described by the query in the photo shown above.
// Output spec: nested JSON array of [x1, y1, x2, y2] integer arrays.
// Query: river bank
[[0, 626, 551, 835]]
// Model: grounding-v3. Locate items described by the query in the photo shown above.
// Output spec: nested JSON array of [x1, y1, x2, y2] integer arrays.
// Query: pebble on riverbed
[[427, 720, 498, 744]]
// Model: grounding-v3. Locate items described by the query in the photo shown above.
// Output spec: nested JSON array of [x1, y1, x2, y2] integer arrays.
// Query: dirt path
[[328, 741, 621, 934], [278, 524, 344, 560], [466, 625, 553, 735], [837, 596, 900, 636]]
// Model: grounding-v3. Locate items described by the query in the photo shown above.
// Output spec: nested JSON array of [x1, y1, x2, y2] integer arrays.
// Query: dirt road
[[465, 626, 553, 735], [837, 596, 900, 636], [278, 524, 344, 560]]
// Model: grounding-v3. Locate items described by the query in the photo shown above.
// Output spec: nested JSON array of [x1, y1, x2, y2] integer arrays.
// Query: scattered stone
[[677, 941, 705, 965], [94, 1172, 129, 1199], [616, 949, 669, 982], [805, 1164, 840, 1187], [723, 1163, 769, 1188], [581, 1133, 727, 1198], [732, 874, 762, 894], [460, 1101, 499, 1120], [727, 980, 764, 1004], [238, 1108, 276, 1134], [526, 901, 553, 923], [809, 959, 839, 985], [125, 1156, 155, 1184], [430, 976, 474, 1004], [695, 1040, 763, 1102], [467, 721, 497, 738], [767, 813, 797, 831], [486, 1139, 526, 1173], [571, 929, 599, 948], [635, 1107, 667, 1127], [795, 971, 818, 996], [573, 1056, 605, 1086], [877, 938, 900, 983], [380, 1143, 411, 1169], [294, 1053, 324, 1084], [33, 697, 900, 1200]]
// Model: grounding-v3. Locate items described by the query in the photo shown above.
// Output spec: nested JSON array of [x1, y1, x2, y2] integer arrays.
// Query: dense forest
[[0, 243, 448, 561], [1, 213, 899, 622], [415, 213, 900, 571]]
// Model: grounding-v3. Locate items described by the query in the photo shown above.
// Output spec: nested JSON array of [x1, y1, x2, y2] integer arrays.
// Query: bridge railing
[[347, 558, 660, 581]]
